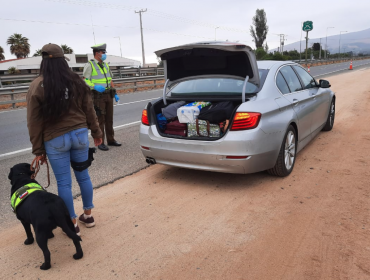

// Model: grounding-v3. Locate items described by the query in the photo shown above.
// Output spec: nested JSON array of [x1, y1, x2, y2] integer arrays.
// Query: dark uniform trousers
[[95, 93, 115, 144]]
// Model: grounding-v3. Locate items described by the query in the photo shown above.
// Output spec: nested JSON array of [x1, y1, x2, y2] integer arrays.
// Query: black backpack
[[198, 101, 235, 123]]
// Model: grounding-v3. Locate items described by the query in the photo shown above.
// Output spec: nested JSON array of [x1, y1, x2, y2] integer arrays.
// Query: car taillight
[[141, 109, 149, 126], [230, 112, 261, 131]]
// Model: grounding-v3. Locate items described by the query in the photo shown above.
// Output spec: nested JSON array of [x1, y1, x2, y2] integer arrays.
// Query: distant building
[[0, 54, 141, 75]]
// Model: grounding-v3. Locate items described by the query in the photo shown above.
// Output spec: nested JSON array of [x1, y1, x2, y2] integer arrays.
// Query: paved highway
[[1, 58, 370, 157], [0, 59, 369, 228]]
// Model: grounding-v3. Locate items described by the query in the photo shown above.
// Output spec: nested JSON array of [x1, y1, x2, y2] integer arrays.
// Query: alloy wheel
[[284, 131, 296, 170], [329, 102, 335, 127]]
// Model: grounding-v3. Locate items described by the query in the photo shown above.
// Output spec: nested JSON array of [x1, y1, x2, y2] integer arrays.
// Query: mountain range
[[274, 28, 370, 54]]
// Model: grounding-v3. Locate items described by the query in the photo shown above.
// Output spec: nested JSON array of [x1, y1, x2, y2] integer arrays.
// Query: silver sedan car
[[139, 42, 335, 176]]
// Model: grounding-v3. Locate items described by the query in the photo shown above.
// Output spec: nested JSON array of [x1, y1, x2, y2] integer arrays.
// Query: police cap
[[91, 43, 107, 52]]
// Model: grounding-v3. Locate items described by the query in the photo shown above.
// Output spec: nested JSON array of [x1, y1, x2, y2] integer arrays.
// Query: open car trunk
[[148, 98, 247, 141]]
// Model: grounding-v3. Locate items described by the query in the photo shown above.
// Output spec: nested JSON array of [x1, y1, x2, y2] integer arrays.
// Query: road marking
[[115, 97, 158, 106], [313, 61, 370, 77], [0, 97, 160, 114], [0, 120, 143, 158]]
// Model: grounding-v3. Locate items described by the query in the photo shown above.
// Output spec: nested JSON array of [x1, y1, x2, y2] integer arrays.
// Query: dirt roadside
[[1, 68, 370, 280]]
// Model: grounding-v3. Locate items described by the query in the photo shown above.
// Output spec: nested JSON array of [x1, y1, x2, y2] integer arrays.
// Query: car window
[[170, 69, 267, 97], [279, 66, 302, 92], [276, 72, 290, 94], [293, 66, 317, 89]]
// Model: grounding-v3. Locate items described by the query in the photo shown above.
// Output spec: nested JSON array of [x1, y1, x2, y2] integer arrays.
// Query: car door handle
[[292, 99, 299, 105]]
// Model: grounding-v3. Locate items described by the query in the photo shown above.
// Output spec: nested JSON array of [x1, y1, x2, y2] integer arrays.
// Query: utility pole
[[325, 27, 334, 60], [300, 22, 303, 62], [114, 36, 122, 57], [339, 31, 347, 59], [135, 9, 147, 67], [215, 27, 219, 41], [277, 34, 287, 54]]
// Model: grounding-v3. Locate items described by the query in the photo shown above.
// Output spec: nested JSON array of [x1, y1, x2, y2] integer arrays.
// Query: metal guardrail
[[0, 76, 165, 108], [0, 67, 164, 88]]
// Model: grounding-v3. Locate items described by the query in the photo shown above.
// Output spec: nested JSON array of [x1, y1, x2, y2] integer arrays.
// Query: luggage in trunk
[[198, 101, 235, 124], [164, 120, 187, 136], [187, 119, 220, 137], [162, 101, 186, 119]]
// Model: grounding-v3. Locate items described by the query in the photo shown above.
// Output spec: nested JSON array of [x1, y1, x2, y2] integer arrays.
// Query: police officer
[[83, 43, 121, 151]]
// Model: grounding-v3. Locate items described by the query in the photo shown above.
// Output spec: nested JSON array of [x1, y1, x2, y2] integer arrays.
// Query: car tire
[[322, 99, 335, 131], [267, 125, 297, 177]]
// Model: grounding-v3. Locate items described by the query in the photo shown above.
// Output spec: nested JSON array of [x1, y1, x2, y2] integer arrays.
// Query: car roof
[[257, 60, 297, 69]]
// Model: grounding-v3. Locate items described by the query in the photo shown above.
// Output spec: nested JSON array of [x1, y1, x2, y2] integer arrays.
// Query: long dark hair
[[40, 57, 90, 123]]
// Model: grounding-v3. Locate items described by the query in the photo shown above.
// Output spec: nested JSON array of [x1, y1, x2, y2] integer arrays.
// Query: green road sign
[[303, 21, 313, 32]]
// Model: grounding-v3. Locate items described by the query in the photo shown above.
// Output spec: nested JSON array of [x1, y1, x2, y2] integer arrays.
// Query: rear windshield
[[169, 69, 267, 97]]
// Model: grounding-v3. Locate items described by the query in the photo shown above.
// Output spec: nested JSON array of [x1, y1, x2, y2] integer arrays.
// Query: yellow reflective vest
[[84, 60, 112, 90], [11, 183, 45, 214]]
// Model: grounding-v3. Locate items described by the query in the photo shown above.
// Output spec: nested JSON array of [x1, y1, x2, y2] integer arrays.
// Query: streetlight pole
[[339, 31, 347, 59], [325, 27, 334, 60], [113, 36, 122, 57], [299, 22, 303, 62], [135, 9, 147, 67], [215, 27, 219, 41]]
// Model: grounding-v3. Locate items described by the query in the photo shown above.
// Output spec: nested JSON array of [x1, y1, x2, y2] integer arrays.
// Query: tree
[[61, 44, 74, 54], [255, 47, 267, 60], [7, 33, 30, 58], [8, 66, 20, 75], [157, 57, 163, 67], [312, 43, 321, 51], [250, 9, 269, 48], [33, 49, 42, 57], [0, 46, 5, 61]]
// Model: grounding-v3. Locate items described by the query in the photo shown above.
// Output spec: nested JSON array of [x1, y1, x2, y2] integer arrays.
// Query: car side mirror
[[319, 79, 331, 88]]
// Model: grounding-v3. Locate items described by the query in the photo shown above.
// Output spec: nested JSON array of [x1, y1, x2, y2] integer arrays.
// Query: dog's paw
[[73, 251, 83, 260], [40, 262, 51, 270], [24, 238, 34, 245], [48, 232, 55, 239]]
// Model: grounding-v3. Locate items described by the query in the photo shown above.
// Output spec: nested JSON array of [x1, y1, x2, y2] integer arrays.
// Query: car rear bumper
[[139, 125, 282, 174]]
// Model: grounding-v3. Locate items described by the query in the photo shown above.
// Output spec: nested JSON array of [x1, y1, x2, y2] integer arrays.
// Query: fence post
[[0, 78, 2, 88], [134, 82, 137, 92], [11, 93, 15, 108], [119, 67, 122, 78]]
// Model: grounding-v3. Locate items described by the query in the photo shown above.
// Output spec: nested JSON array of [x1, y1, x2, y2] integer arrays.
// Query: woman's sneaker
[[79, 214, 95, 228]]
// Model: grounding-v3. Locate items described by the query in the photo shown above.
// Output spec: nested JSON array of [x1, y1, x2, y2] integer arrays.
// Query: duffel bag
[[198, 101, 235, 124], [162, 101, 186, 119], [187, 119, 220, 138], [164, 120, 187, 136]]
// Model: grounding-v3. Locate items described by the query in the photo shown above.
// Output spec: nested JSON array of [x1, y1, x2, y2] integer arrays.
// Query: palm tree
[[33, 49, 42, 57], [61, 44, 74, 54], [7, 33, 30, 58], [0, 46, 5, 61]]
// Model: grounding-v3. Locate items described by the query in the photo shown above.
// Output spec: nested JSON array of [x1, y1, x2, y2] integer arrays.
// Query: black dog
[[8, 163, 83, 270]]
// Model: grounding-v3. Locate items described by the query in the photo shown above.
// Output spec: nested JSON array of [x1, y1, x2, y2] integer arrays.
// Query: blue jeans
[[45, 128, 94, 219]]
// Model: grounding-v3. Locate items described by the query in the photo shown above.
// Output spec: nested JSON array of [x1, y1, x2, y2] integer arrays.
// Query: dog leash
[[30, 155, 50, 189]]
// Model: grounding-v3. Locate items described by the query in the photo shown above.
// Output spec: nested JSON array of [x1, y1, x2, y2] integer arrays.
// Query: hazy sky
[[1, 0, 369, 64]]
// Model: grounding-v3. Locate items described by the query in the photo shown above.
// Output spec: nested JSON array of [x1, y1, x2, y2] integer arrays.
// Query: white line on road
[[0, 97, 160, 114], [115, 98, 158, 106], [0, 120, 143, 159]]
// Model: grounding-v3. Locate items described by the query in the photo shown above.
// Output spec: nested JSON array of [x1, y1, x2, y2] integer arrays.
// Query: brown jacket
[[27, 76, 102, 155]]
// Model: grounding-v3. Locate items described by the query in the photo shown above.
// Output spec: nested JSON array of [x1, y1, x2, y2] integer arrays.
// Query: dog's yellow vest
[[11, 183, 45, 214]]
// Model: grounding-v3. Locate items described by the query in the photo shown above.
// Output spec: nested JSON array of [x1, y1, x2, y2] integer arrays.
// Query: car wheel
[[322, 99, 335, 131], [267, 125, 297, 177]]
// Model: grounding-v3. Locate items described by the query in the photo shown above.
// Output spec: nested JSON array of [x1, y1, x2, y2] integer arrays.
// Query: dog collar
[[11, 183, 45, 214]]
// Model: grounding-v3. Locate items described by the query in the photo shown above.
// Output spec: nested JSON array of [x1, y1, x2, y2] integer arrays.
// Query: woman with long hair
[[27, 43, 103, 236]]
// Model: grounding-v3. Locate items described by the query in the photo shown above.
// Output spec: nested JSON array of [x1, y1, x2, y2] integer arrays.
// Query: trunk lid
[[155, 42, 260, 87]]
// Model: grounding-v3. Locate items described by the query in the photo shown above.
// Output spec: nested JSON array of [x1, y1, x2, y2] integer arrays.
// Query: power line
[[0, 18, 214, 40], [45, 0, 250, 33]]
